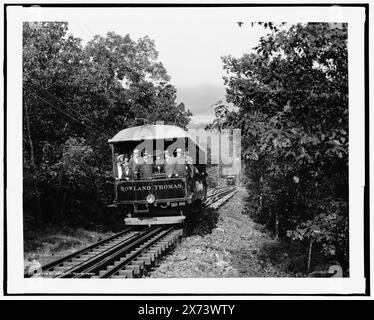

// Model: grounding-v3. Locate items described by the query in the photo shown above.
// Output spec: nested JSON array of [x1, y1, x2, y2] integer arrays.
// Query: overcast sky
[[64, 8, 269, 122], [67, 8, 268, 86]]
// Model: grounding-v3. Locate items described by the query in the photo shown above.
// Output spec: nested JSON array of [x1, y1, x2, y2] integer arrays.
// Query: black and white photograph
[[2, 2, 370, 298]]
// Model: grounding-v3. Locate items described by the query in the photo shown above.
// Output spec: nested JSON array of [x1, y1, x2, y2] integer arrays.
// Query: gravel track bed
[[148, 188, 292, 278]]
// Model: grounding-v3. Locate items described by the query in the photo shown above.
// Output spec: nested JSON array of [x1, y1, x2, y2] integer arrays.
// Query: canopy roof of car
[[108, 124, 205, 151]]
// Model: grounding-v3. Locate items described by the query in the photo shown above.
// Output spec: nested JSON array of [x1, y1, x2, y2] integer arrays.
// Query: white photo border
[[3, 2, 369, 296]]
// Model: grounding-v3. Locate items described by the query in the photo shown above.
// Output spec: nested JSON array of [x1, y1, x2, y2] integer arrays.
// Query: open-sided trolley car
[[108, 124, 207, 225]]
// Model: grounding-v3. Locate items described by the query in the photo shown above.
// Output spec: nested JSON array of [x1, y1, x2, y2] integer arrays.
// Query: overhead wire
[[24, 76, 112, 136], [23, 85, 110, 137]]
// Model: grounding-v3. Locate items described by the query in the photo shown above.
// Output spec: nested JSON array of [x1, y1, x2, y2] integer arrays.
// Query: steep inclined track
[[94, 226, 183, 278], [56, 226, 164, 278], [26, 186, 238, 279], [205, 186, 237, 209], [30, 227, 136, 278]]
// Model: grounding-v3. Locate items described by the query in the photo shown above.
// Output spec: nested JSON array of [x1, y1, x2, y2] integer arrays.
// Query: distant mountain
[[176, 83, 227, 118], [187, 121, 209, 130], [176, 83, 227, 107]]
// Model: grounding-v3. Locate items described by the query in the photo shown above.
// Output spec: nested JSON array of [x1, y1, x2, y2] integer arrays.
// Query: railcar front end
[[107, 124, 207, 225]]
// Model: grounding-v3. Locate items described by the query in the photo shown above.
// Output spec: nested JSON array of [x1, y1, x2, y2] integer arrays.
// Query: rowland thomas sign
[[117, 179, 186, 201]]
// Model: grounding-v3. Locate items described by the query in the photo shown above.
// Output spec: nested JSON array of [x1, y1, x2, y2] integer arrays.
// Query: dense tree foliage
[[212, 23, 348, 272], [23, 22, 191, 227]]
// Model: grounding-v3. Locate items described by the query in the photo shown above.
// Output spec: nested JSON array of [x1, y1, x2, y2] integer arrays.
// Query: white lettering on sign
[[154, 183, 183, 190], [119, 183, 183, 192]]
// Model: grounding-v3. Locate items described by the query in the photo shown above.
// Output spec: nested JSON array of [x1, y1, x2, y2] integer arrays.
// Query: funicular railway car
[[108, 124, 207, 225]]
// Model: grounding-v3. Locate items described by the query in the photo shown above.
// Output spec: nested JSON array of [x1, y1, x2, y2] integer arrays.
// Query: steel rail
[[24, 227, 134, 278], [205, 186, 235, 199], [98, 226, 176, 278], [25, 186, 238, 279], [204, 187, 237, 207], [57, 226, 163, 278]]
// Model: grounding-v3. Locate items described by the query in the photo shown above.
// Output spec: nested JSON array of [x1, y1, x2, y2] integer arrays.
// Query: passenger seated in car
[[123, 154, 130, 167], [122, 163, 133, 181], [154, 150, 164, 174], [115, 154, 124, 180], [164, 150, 176, 178], [141, 150, 153, 179], [129, 149, 143, 179], [174, 148, 187, 177]]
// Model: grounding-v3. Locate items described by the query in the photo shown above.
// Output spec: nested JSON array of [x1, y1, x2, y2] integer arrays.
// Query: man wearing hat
[[117, 154, 125, 180], [141, 150, 153, 179], [154, 150, 164, 174], [174, 148, 187, 177], [122, 154, 130, 167], [122, 162, 133, 181], [114, 153, 123, 180], [164, 150, 176, 178], [129, 149, 143, 179]]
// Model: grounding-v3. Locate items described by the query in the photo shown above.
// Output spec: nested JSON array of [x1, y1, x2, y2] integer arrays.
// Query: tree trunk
[[275, 211, 279, 239], [60, 192, 65, 224], [24, 102, 43, 223], [307, 238, 314, 273], [258, 176, 263, 215]]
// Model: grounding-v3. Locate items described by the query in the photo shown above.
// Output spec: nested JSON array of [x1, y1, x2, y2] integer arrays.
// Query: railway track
[[26, 186, 238, 279], [205, 186, 238, 209]]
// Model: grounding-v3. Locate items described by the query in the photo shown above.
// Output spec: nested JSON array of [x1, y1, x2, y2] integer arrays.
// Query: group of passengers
[[114, 148, 206, 185]]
